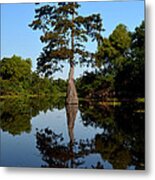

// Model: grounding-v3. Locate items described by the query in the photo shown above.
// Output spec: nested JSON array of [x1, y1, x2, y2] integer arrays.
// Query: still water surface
[[0, 97, 145, 169]]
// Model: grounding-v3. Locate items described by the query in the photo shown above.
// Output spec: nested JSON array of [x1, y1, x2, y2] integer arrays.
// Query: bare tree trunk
[[66, 63, 78, 104], [66, 4, 78, 105]]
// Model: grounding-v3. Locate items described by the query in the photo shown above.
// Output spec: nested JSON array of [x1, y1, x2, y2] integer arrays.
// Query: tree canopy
[[29, 2, 104, 77], [95, 24, 131, 72], [76, 20, 145, 99], [0, 55, 67, 96]]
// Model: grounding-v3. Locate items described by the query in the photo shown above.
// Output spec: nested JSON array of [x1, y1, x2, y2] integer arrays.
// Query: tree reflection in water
[[36, 101, 144, 169], [0, 98, 33, 135], [36, 128, 96, 168], [80, 101, 145, 170], [66, 105, 78, 145], [36, 104, 103, 169], [0, 97, 65, 135], [0, 97, 144, 169]]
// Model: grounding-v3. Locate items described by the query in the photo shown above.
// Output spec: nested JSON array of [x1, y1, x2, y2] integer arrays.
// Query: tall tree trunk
[[66, 4, 78, 105], [66, 62, 78, 104]]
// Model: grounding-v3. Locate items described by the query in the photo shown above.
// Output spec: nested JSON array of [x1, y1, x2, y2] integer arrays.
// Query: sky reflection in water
[[0, 97, 145, 169]]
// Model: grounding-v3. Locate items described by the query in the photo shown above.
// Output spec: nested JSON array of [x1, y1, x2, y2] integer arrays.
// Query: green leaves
[[78, 20, 145, 99], [29, 2, 104, 76], [109, 24, 131, 53], [0, 55, 32, 81], [0, 55, 32, 95], [114, 21, 145, 98], [96, 24, 131, 71]]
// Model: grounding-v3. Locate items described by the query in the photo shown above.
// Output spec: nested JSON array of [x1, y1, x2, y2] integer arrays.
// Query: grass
[[79, 96, 145, 107], [135, 109, 145, 113], [0, 92, 66, 100], [98, 101, 121, 106], [136, 98, 145, 103]]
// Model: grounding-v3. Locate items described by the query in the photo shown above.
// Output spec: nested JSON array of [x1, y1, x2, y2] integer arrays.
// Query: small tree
[[29, 2, 104, 104]]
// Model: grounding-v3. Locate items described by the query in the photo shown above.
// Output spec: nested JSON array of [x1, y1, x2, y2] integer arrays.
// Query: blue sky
[[1, 1, 144, 79]]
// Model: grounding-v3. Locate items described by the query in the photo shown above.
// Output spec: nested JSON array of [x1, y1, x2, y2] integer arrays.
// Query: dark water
[[0, 97, 145, 169]]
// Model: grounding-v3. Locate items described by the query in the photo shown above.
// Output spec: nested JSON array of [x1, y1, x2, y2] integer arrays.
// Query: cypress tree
[[29, 2, 104, 104]]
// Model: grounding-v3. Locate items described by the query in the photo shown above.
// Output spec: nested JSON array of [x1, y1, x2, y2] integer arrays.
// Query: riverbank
[[0, 95, 144, 104], [0, 92, 66, 99]]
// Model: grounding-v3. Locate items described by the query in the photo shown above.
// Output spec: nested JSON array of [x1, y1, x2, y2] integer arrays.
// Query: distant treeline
[[0, 21, 144, 100], [0, 55, 67, 97]]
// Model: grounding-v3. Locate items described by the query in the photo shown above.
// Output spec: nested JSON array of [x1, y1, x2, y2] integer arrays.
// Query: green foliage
[[115, 21, 145, 98], [29, 2, 104, 76], [96, 24, 131, 72], [0, 55, 67, 97], [77, 21, 145, 99], [109, 24, 131, 54], [0, 55, 31, 81], [76, 71, 114, 99], [0, 55, 32, 95]]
